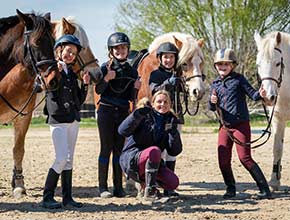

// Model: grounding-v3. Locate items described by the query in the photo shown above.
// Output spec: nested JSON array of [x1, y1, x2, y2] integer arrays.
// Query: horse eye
[[276, 62, 281, 67], [202, 74, 206, 81]]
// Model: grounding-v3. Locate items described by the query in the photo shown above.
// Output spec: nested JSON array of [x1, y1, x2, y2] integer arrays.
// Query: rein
[[216, 102, 273, 149], [108, 76, 136, 94], [216, 47, 284, 148], [0, 27, 56, 125]]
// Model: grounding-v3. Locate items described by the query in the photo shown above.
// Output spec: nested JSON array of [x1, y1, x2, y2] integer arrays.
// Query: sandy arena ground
[[0, 126, 290, 220]]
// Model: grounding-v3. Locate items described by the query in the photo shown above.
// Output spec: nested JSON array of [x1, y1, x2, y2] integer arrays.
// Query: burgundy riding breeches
[[218, 121, 257, 173], [138, 146, 179, 190]]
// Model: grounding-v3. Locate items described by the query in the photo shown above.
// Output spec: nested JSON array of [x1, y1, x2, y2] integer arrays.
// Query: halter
[[0, 27, 58, 125]]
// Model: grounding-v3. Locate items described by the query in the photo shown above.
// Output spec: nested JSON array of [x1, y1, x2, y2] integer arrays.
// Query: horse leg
[[11, 114, 32, 198], [269, 113, 285, 191]]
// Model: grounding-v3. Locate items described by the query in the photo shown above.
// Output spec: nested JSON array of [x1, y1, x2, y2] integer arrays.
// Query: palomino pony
[[52, 17, 102, 82], [137, 32, 206, 114], [0, 10, 60, 197], [254, 31, 290, 191]]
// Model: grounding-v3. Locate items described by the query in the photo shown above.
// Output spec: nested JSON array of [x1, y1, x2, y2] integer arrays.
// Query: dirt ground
[[1, 126, 290, 220]]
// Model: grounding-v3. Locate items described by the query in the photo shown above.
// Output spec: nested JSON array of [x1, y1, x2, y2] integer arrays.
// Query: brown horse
[[0, 10, 60, 198], [52, 17, 102, 82], [137, 32, 206, 108]]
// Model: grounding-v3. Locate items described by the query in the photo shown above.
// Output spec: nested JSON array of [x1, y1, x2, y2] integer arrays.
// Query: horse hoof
[[269, 180, 280, 192], [13, 187, 26, 199]]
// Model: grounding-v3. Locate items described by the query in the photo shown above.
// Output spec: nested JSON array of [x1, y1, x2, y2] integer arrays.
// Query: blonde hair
[[136, 90, 174, 113], [152, 90, 172, 107]]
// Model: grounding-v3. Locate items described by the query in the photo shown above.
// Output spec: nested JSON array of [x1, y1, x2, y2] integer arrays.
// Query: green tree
[[116, 0, 290, 84]]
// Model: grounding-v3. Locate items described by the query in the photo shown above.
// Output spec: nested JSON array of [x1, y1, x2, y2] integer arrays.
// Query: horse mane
[[0, 12, 50, 78], [54, 16, 90, 48], [0, 16, 20, 37], [148, 32, 203, 67], [259, 31, 290, 60]]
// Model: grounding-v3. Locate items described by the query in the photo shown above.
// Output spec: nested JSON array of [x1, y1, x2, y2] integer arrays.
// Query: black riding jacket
[[95, 59, 139, 109], [44, 68, 88, 124]]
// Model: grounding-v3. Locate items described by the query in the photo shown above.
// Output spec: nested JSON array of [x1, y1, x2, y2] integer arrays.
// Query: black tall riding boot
[[221, 169, 236, 199], [112, 162, 126, 197], [249, 163, 272, 199], [61, 169, 82, 208], [144, 160, 160, 201], [164, 161, 179, 197], [42, 168, 61, 209], [98, 161, 112, 198]]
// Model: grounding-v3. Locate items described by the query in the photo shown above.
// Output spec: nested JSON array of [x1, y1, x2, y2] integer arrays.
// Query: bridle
[[259, 47, 284, 88], [75, 52, 99, 75], [217, 47, 284, 149], [173, 68, 205, 116], [0, 26, 58, 125]]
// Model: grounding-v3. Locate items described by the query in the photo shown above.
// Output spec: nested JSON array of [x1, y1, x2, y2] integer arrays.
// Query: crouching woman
[[118, 90, 182, 201]]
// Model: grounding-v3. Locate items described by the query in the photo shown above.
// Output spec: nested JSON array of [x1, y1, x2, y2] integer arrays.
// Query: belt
[[99, 102, 128, 111]]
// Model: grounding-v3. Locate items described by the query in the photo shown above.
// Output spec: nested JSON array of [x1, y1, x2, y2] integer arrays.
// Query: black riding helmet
[[156, 42, 179, 69], [54, 34, 82, 52], [156, 42, 178, 58], [107, 32, 130, 50]]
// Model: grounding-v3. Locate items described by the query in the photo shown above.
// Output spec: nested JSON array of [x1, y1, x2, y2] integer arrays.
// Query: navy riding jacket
[[208, 71, 262, 126], [149, 66, 174, 94], [118, 109, 182, 181], [95, 59, 138, 108], [44, 68, 88, 124]]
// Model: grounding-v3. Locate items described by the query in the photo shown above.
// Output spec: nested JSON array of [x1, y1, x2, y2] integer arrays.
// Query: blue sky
[[1, 0, 122, 64]]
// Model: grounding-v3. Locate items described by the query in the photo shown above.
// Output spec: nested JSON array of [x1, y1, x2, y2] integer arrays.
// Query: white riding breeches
[[49, 120, 79, 174]]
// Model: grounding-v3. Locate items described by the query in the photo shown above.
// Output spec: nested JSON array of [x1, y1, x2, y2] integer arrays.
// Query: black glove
[[89, 69, 103, 84], [134, 106, 151, 117], [165, 117, 178, 134]]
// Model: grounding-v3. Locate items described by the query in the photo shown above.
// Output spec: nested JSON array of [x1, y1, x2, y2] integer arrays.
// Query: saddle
[[128, 49, 149, 69]]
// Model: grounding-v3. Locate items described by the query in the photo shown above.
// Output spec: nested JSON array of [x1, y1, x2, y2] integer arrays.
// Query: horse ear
[[43, 12, 51, 21], [197, 38, 204, 48], [16, 9, 33, 29], [254, 30, 262, 46], [276, 32, 281, 45], [173, 36, 183, 50], [62, 17, 76, 34]]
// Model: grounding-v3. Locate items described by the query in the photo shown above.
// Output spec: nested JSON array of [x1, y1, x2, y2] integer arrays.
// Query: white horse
[[254, 31, 290, 191]]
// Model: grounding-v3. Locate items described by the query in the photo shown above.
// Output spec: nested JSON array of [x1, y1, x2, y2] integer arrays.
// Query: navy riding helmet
[[54, 34, 82, 52]]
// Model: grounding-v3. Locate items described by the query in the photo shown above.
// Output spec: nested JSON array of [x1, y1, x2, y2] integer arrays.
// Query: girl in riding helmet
[[95, 32, 141, 198], [42, 34, 90, 209], [149, 42, 182, 197], [208, 48, 272, 200]]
